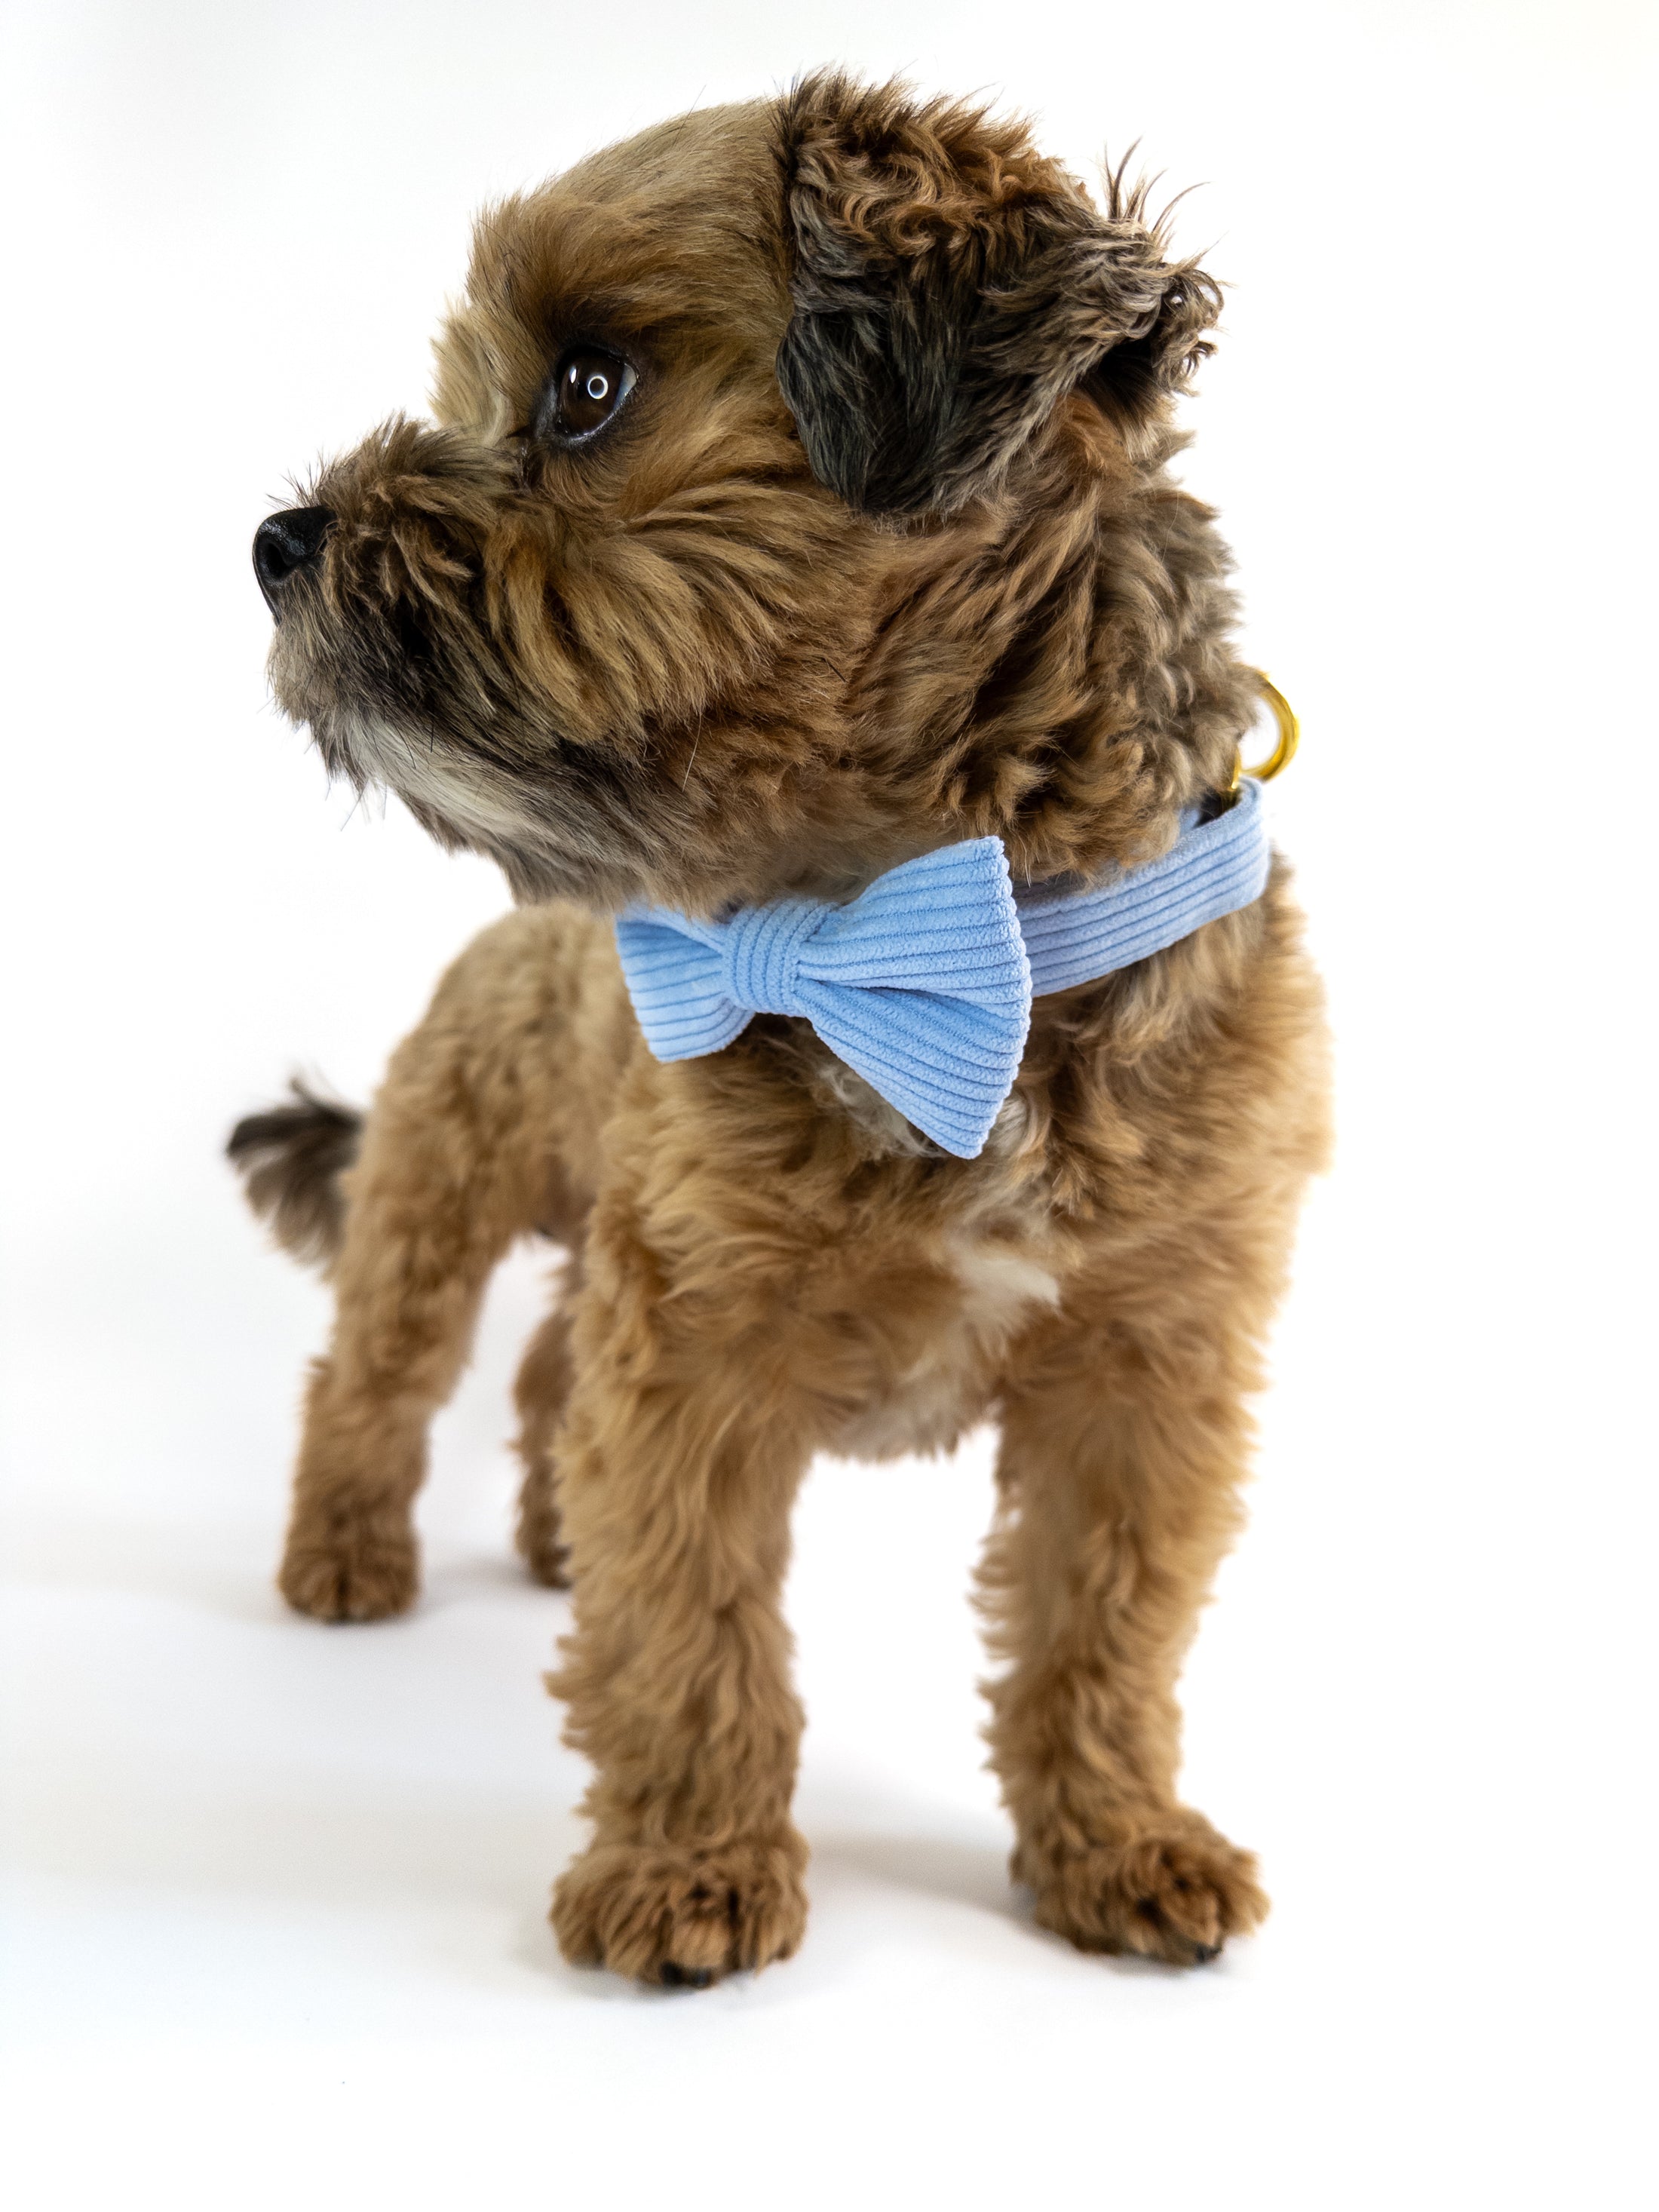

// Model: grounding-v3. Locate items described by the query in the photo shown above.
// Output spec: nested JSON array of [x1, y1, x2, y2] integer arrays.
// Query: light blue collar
[[615, 778, 1270, 1159]]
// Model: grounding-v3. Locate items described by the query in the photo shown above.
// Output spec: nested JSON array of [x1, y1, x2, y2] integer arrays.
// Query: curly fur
[[776, 78, 1222, 512], [238, 76, 1330, 1987]]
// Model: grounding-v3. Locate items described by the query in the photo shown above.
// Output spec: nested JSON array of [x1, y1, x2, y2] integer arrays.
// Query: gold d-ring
[[1228, 670, 1300, 790]]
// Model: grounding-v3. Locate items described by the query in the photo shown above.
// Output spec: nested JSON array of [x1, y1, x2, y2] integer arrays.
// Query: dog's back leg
[[235, 903, 630, 1619], [513, 1263, 581, 1591], [274, 1001, 550, 1623]]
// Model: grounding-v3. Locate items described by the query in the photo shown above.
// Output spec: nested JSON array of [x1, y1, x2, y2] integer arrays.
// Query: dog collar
[[614, 778, 1271, 1161]]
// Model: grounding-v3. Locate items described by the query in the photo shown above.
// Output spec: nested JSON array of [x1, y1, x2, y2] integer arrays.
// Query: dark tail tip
[[226, 1078, 363, 1270]]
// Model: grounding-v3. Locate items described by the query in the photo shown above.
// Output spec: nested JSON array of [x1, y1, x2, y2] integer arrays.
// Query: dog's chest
[[829, 1230, 1063, 1462]]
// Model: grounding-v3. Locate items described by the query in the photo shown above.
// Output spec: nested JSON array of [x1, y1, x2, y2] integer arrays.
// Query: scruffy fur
[[235, 77, 1330, 1987]]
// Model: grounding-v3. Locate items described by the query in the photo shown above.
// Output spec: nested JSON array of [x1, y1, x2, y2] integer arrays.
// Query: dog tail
[[226, 1079, 363, 1271]]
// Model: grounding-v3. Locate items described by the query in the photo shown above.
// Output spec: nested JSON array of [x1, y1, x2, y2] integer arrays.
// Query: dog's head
[[259, 75, 1240, 914]]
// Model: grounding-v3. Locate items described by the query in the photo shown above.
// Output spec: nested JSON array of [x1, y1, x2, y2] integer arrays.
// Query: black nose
[[253, 505, 335, 612]]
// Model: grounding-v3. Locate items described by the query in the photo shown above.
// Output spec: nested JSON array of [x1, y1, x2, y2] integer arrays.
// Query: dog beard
[[281, 686, 669, 910]]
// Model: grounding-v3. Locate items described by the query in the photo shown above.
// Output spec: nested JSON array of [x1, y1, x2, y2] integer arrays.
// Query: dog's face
[[259, 78, 1225, 913]]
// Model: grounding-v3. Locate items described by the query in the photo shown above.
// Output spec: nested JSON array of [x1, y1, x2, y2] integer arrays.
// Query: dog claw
[[658, 1962, 714, 1990]]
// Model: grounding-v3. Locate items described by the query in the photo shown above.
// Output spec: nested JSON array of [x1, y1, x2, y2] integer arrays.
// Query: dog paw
[[278, 1518, 419, 1621], [520, 1540, 572, 1591], [514, 1503, 572, 1591], [1019, 1813, 1268, 1966], [551, 1835, 809, 1987]]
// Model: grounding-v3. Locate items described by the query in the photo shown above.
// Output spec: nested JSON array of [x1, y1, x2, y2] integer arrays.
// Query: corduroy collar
[[614, 779, 1271, 1158]]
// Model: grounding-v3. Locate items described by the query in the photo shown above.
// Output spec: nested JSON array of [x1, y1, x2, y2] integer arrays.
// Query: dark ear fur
[[774, 75, 1222, 516]]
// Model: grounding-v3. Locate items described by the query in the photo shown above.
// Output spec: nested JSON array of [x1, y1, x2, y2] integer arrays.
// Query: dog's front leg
[[980, 1309, 1271, 1965], [547, 1207, 814, 1987]]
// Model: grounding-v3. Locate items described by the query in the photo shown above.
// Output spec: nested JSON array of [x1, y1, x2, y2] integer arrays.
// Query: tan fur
[[239, 80, 1331, 1986]]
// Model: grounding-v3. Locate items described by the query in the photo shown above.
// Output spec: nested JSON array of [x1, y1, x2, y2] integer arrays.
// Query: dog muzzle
[[615, 777, 1272, 1159]]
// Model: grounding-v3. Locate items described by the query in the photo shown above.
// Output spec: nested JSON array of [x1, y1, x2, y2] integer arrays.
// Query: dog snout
[[253, 505, 336, 614]]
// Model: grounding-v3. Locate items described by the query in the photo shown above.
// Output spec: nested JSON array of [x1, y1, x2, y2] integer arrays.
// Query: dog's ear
[[774, 75, 1221, 517]]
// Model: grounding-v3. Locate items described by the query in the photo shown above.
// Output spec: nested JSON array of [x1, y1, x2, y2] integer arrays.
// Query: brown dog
[[230, 75, 1329, 1988]]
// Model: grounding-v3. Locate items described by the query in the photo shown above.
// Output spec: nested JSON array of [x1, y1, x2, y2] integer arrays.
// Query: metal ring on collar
[[1228, 669, 1300, 791]]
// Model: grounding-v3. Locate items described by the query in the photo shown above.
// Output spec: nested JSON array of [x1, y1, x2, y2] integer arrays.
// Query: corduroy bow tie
[[615, 777, 1270, 1161]]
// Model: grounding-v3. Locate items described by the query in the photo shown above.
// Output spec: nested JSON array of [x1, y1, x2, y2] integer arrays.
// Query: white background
[[2, 2, 1654, 2204]]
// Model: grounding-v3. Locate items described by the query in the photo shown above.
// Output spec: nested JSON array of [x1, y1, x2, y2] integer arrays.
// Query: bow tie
[[615, 778, 1269, 1160]]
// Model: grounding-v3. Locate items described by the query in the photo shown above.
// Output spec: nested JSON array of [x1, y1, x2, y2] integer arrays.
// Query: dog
[[230, 74, 1330, 1988]]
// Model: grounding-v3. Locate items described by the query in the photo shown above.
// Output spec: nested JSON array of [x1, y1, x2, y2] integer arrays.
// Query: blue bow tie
[[615, 778, 1269, 1160]]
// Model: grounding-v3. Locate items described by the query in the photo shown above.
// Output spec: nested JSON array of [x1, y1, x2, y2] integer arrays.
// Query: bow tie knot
[[719, 899, 820, 1019]]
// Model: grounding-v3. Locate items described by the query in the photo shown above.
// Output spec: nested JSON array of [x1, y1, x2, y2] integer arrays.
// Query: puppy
[[231, 75, 1330, 1987]]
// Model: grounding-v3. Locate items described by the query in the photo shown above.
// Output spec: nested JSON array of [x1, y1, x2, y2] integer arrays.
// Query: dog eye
[[544, 346, 636, 441]]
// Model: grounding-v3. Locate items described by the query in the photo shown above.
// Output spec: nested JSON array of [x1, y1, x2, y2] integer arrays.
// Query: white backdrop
[[2, 2, 1654, 2205]]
